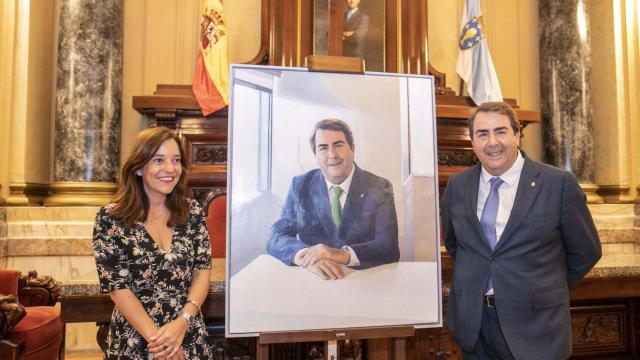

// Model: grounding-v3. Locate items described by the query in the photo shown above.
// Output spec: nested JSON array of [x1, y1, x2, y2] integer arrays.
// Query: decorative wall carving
[[193, 144, 227, 165], [570, 303, 629, 357], [437, 151, 477, 167], [572, 313, 622, 346]]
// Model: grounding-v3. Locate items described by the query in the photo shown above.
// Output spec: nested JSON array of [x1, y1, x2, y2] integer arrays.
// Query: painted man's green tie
[[330, 185, 343, 228]]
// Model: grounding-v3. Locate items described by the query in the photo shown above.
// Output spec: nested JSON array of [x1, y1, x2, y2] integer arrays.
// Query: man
[[443, 102, 601, 359], [342, 0, 369, 58], [267, 119, 399, 280]]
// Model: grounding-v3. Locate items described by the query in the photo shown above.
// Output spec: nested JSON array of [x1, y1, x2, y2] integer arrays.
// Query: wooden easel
[[257, 325, 415, 360], [255, 55, 415, 360], [305, 54, 366, 74]]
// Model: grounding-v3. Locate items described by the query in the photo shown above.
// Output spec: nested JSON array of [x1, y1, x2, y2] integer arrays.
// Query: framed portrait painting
[[256, 0, 429, 76], [226, 64, 441, 336], [314, 0, 386, 71]]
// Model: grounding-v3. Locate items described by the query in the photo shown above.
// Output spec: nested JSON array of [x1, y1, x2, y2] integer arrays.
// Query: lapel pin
[[530, 181, 536, 187], [360, 193, 364, 198]]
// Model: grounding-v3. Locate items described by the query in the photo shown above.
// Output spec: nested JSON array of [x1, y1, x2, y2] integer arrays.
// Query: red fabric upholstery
[[0, 269, 21, 296], [12, 307, 63, 360], [0, 269, 63, 360], [206, 195, 227, 258]]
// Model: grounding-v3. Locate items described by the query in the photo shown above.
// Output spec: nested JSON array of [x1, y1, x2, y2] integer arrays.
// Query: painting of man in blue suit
[[267, 119, 400, 280]]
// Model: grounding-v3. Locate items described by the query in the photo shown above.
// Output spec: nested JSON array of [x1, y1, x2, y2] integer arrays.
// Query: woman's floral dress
[[92, 200, 212, 359]]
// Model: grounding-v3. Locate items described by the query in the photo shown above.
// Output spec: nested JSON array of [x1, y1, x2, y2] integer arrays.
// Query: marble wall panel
[[5, 206, 99, 222], [54, 0, 123, 182], [6, 255, 97, 283], [589, 204, 639, 229], [539, 0, 594, 182], [65, 323, 101, 353]]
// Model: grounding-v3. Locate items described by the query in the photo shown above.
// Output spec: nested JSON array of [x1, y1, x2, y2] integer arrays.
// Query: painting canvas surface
[[226, 65, 441, 336]]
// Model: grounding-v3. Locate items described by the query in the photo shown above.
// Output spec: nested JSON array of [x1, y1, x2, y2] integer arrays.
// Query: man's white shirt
[[477, 151, 524, 294], [324, 166, 360, 266], [346, 8, 358, 21]]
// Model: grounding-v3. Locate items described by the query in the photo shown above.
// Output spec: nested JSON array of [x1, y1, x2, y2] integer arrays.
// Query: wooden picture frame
[[313, 0, 386, 71]]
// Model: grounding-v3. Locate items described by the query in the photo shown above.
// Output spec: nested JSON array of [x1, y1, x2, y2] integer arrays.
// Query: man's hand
[[293, 248, 309, 267], [293, 245, 350, 280], [306, 258, 345, 280], [298, 244, 350, 268]]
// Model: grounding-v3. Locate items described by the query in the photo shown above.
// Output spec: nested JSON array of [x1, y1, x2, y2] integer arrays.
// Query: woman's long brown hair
[[110, 127, 189, 228]]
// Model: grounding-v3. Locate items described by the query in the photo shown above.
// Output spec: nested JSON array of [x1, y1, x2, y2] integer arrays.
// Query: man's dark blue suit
[[443, 153, 601, 360], [267, 165, 399, 269]]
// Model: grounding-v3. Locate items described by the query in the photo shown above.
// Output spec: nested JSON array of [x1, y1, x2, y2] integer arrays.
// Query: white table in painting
[[228, 255, 441, 335]]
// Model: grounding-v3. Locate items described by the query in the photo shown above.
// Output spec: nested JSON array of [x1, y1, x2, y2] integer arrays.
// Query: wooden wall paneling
[[404, 0, 417, 73], [283, 0, 296, 66], [300, 0, 313, 61], [178, 117, 228, 204], [399, 0, 428, 75], [367, 338, 392, 359], [327, 0, 343, 56], [271, 0, 304, 67], [416, 0, 428, 74], [399, 0, 409, 73], [385, 0, 398, 72], [633, 300, 639, 358], [570, 302, 630, 358], [249, 0, 270, 64], [267, 0, 281, 66]]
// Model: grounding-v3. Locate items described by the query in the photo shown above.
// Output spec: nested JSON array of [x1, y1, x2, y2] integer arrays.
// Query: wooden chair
[[0, 270, 63, 360], [204, 192, 227, 259]]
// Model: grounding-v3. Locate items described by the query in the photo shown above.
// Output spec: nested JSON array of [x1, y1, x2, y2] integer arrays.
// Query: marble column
[[539, 0, 601, 202], [46, 0, 123, 205]]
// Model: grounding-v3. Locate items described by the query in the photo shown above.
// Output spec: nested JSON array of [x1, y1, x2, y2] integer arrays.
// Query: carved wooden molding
[[193, 144, 227, 165], [572, 313, 622, 346], [570, 303, 629, 356], [438, 150, 477, 167]]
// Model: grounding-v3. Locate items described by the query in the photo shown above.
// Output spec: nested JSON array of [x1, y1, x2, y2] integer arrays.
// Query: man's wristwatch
[[341, 246, 351, 264], [180, 311, 194, 326]]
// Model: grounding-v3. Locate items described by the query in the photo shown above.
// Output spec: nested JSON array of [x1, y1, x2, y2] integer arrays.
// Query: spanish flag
[[193, 0, 229, 116]]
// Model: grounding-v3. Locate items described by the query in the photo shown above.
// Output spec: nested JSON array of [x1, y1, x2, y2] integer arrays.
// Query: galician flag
[[193, 0, 229, 116], [456, 0, 503, 105]]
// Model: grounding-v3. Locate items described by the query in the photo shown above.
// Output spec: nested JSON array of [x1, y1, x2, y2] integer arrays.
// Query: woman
[[92, 127, 212, 359]]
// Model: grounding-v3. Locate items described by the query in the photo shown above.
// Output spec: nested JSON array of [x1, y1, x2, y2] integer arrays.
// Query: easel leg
[[256, 342, 269, 360], [393, 338, 406, 360], [325, 339, 338, 360], [367, 338, 391, 360]]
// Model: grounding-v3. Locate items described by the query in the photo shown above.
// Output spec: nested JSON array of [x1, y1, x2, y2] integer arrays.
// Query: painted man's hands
[[294, 244, 351, 280]]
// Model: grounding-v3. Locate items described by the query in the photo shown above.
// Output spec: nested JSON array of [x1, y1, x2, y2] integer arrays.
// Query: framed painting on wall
[[314, 0, 386, 71]]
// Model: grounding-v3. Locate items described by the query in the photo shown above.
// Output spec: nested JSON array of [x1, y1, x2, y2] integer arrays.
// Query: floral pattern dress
[[92, 200, 212, 359]]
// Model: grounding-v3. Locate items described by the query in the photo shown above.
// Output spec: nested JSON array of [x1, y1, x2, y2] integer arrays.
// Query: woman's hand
[[153, 350, 185, 360], [147, 317, 189, 358]]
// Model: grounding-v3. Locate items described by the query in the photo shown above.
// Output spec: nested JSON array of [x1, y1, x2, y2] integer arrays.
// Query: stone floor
[[65, 350, 103, 360]]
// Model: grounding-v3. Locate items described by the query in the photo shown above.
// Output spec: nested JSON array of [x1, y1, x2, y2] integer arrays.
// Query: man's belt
[[483, 295, 496, 308]]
